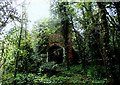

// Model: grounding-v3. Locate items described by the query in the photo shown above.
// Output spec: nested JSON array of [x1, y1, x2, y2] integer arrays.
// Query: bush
[[2, 73, 14, 85]]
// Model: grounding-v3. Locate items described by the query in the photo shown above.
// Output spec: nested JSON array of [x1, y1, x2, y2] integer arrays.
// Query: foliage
[[31, 18, 62, 63], [0, 0, 19, 31], [45, 65, 107, 84], [1, 1, 120, 84], [2, 73, 14, 85], [1, 26, 35, 83], [2, 65, 107, 84]]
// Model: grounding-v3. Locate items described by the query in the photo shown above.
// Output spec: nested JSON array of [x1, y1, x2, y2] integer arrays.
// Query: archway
[[48, 45, 63, 64]]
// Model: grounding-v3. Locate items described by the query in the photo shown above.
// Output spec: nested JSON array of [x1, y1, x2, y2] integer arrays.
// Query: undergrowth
[[1, 64, 108, 84]]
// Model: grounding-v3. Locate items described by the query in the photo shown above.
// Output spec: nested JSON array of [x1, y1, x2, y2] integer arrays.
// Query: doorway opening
[[48, 45, 63, 64]]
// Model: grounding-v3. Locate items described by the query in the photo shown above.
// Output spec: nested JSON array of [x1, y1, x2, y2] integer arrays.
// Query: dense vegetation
[[0, 0, 120, 84]]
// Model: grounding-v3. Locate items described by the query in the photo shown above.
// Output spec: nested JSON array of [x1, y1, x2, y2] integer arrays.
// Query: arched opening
[[48, 45, 63, 64]]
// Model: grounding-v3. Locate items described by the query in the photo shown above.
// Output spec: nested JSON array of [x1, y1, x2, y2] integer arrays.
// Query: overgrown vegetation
[[0, 0, 120, 84]]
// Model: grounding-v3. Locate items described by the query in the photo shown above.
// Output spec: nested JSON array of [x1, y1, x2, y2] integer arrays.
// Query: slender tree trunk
[[14, 5, 24, 84], [23, 1, 28, 83], [97, 1, 110, 81], [1, 41, 4, 59], [114, 2, 120, 77], [59, 2, 70, 70], [97, 2, 109, 64], [97, 2, 119, 84], [14, 24, 23, 85], [0, 41, 6, 67], [70, 16, 83, 64], [68, 28, 73, 63]]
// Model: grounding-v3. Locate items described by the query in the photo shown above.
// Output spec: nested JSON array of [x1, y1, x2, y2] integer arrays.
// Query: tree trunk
[[14, 4, 24, 84], [59, 2, 70, 70], [114, 2, 120, 76], [97, 2, 118, 84], [68, 28, 73, 63], [14, 24, 23, 85]]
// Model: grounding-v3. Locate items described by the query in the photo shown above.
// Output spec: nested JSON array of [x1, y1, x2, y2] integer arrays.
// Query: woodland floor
[[35, 63, 108, 84], [1, 62, 108, 84]]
